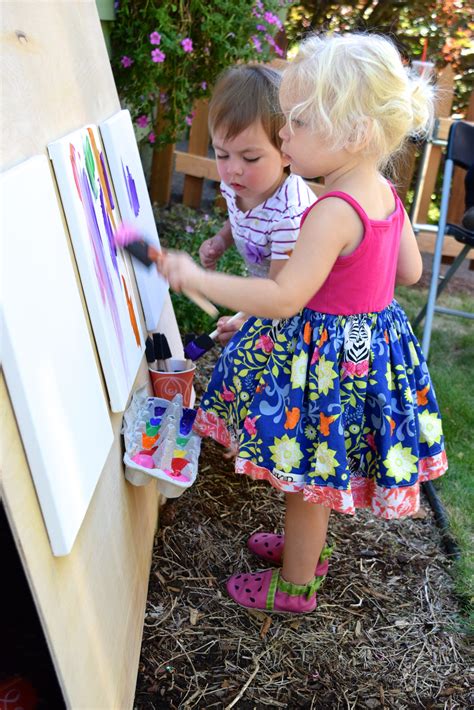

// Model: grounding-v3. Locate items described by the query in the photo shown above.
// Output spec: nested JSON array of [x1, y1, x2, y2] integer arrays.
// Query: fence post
[[182, 99, 210, 208], [411, 65, 454, 226], [149, 102, 175, 206]]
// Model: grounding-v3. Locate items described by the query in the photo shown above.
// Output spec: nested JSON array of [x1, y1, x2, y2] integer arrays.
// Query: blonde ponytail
[[407, 72, 435, 139]]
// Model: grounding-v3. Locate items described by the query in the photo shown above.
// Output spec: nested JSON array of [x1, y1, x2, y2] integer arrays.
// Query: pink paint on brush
[[114, 222, 141, 247]]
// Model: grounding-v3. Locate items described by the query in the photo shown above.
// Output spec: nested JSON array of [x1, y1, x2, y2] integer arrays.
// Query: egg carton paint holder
[[122, 388, 201, 498]]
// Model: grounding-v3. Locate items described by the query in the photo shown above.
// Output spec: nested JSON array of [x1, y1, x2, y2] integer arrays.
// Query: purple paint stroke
[[100, 186, 120, 281], [121, 160, 140, 217], [100, 152, 115, 209], [76, 159, 129, 380]]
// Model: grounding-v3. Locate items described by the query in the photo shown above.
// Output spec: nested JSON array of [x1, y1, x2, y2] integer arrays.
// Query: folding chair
[[413, 120, 474, 358]]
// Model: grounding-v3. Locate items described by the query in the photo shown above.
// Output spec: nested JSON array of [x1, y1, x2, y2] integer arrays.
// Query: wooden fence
[[149, 64, 473, 266]]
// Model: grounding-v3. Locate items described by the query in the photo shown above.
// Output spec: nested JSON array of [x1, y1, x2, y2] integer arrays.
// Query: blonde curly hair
[[281, 33, 435, 168]]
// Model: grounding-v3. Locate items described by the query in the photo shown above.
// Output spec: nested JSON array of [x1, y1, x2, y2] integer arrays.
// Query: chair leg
[[419, 159, 454, 359], [412, 244, 471, 328]]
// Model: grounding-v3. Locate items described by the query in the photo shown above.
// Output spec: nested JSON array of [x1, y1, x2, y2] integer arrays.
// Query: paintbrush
[[114, 223, 219, 318], [184, 312, 245, 361], [145, 336, 155, 365], [153, 332, 172, 371]]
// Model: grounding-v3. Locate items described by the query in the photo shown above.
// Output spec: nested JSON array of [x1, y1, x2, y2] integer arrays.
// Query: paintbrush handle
[[148, 246, 219, 318], [183, 289, 219, 318], [209, 312, 245, 340]]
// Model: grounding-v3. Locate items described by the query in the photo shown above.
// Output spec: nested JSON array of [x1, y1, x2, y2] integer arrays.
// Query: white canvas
[[100, 109, 168, 330], [0, 155, 114, 556], [48, 125, 144, 412]]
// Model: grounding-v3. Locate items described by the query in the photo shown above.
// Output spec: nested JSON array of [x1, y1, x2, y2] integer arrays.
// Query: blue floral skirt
[[194, 301, 447, 519]]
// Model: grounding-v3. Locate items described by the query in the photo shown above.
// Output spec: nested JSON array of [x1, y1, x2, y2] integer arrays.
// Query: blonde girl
[[158, 33, 447, 614]]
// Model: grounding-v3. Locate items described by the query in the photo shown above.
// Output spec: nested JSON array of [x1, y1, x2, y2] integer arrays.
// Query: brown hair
[[208, 64, 284, 150]]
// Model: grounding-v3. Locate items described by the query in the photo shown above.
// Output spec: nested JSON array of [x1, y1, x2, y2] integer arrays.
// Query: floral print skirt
[[194, 301, 448, 519]]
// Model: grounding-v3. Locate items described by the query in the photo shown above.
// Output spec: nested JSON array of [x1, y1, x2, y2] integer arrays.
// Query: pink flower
[[121, 56, 133, 68], [185, 225, 194, 233], [221, 384, 235, 402], [151, 48, 166, 63], [251, 36, 262, 53], [148, 132, 156, 144], [181, 38, 193, 53], [149, 31, 161, 45], [136, 115, 149, 128], [185, 112, 194, 126], [255, 334, 274, 353], [201, 81, 207, 90], [264, 11, 282, 29], [341, 359, 369, 380], [310, 347, 320, 365], [244, 416, 258, 437]]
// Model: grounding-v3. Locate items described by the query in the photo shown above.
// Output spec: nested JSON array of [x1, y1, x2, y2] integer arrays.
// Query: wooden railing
[[149, 63, 473, 266]]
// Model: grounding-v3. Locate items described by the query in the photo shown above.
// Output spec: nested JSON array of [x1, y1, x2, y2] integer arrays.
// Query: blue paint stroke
[[121, 159, 140, 217]]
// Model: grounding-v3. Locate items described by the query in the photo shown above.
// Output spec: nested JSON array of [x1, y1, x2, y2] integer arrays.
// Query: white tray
[[122, 389, 201, 498]]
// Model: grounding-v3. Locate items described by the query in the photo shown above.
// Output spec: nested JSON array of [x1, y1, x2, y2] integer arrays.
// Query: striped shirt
[[220, 174, 315, 277]]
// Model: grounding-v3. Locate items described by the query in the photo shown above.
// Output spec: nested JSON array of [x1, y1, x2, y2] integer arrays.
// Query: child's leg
[[282, 492, 331, 586]]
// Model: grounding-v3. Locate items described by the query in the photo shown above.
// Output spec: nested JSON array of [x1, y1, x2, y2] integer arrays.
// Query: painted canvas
[[48, 125, 144, 412], [1, 155, 114, 556], [100, 109, 168, 330]]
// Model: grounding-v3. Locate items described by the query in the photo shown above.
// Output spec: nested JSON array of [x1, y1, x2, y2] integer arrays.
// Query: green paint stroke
[[84, 135, 98, 199]]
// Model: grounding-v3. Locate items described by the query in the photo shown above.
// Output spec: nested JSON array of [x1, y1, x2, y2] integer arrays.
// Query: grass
[[155, 203, 473, 621], [397, 285, 474, 619]]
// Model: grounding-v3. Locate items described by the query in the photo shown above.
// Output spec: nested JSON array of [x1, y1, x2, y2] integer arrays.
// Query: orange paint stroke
[[87, 127, 116, 232], [122, 275, 141, 347], [303, 322, 312, 344]]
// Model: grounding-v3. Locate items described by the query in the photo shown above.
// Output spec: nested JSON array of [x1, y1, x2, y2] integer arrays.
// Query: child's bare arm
[[199, 219, 233, 269], [396, 211, 423, 286], [160, 200, 354, 319]]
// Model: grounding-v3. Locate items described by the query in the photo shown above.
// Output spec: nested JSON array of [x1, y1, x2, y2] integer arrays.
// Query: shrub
[[111, 0, 289, 148]]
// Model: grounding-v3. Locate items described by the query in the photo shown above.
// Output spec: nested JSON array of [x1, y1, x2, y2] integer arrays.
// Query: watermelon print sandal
[[247, 532, 332, 577], [226, 568, 322, 613]]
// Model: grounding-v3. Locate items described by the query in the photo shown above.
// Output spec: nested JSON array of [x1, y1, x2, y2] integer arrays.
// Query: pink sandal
[[226, 567, 321, 613], [247, 532, 331, 577]]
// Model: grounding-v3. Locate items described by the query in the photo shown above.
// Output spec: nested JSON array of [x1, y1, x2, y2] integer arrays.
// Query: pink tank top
[[304, 187, 405, 315]]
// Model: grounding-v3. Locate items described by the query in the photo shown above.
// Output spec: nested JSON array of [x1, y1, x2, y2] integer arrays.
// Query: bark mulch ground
[[134, 352, 472, 710]]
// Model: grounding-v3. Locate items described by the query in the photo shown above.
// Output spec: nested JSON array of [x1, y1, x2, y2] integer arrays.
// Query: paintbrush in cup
[[152, 332, 172, 372]]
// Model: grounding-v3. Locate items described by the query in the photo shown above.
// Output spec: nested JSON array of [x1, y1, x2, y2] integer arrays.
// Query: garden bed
[[133, 350, 472, 710]]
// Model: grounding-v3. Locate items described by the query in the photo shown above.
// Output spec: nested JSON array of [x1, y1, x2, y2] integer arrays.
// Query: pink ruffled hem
[[193, 409, 448, 519], [194, 408, 233, 448]]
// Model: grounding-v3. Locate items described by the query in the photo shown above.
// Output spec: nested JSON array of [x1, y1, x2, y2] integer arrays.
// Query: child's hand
[[216, 313, 247, 346], [158, 250, 203, 293], [199, 234, 227, 269]]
